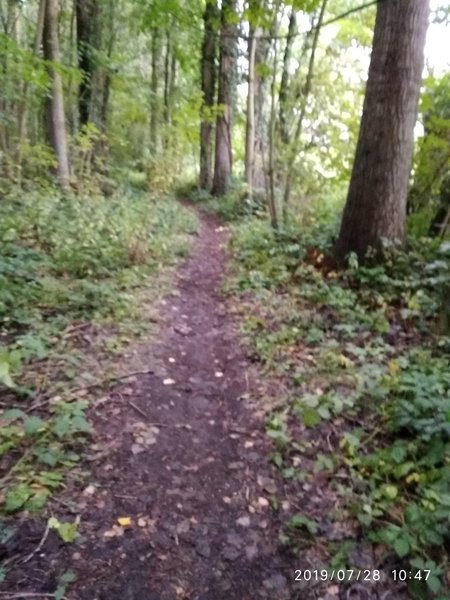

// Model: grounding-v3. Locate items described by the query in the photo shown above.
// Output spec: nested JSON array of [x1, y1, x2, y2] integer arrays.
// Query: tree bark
[[199, 0, 218, 190], [43, 0, 71, 189], [99, 0, 116, 132], [212, 0, 237, 197], [150, 28, 159, 155], [253, 4, 271, 189], [335, 0, 430, 260], [278, 9, 296, 146], [76, 0, 99, 127], [244, 25, 259, 197]]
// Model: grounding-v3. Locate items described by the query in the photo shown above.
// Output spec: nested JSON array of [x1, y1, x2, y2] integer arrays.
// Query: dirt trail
[[8, 210, 308, 600]]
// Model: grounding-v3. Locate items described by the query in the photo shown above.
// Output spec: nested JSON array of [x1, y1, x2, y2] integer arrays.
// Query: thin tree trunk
[[335, 0, 430, 260], [245, 25, 259, 197], [267, 5, 281, 230], [212, 0, 237, 196], [163, 27, 171, 148], [278, 9, 296, 145], [253, 2, 271, 189], [43, 0, 71, 189], [199, 0, 218, 190], [282, 0, 328, 222], [16, 0, 45, 185], [99, 0, 116, 132], [150, 28, 159, 155]]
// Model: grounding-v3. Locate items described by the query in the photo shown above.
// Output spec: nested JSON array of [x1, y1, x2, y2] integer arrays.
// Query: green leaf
[[5, 484, 33, 512], [2, 408, 25, 421], [23, 415, 46, 436], [427, 574, 442, 594], [0, 360, 15, 389], [57, 522, 78, 543], [394, 537, 410, 558], [302, 407, 321, 428], [288, 514, 318, 534]]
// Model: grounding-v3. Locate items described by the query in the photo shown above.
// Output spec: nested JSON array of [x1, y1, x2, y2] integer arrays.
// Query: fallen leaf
[[118, 517, 132, 527], [163, 378, 175, 385]]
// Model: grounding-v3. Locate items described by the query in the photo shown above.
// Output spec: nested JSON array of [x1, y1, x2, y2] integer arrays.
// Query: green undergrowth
[[175, 180, 268, 222], [226, 215, 450, 598], [0, 186, 197, 518]]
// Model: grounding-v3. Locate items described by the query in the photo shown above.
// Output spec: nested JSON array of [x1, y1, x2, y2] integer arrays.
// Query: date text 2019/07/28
[[293, 569, 432, 583]]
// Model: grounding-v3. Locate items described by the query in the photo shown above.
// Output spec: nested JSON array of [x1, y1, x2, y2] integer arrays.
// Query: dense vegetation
[[1, 0, 450, 597]]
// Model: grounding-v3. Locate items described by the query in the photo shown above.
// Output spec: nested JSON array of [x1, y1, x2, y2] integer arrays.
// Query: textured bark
[[253, 7, 271, 189], [278, 9, 296, 145], [163, 29, 171, 133], [267, 4, 281, 230], [43, 0, 71, 189], [211, 0, 237, 197], [99, 0, 116, 132], [76, 0, 99, 127], [335, 0, 430, 260], [244, 25, 259, 196], [199, 0, 218, 190], [150, 28, 159, 155]]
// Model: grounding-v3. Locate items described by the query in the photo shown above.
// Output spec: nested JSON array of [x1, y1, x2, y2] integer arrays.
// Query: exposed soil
[[1, 209, 406, 600]]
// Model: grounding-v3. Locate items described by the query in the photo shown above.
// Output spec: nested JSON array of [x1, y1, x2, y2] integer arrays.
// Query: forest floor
[[1, 207, 409, 600]]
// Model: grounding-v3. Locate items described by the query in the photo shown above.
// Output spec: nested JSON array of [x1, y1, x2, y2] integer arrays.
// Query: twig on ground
[[127, 400, 148, 419], [23, 522, 50, 564]]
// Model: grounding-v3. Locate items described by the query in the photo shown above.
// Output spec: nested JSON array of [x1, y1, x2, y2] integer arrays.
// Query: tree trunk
[[267, 3, 281, 230], [76, 0, 99, 127], [99, 0, 116, 132], [15, 0, 46, 186], [335, 0, 430, 260], [253, 4, 271, 189], [163, 27, 171, 148], [278, 9, 296, 145], [43, 0, 71, 189], [199, 0, 218, 190], [282, 0, 328, 221], [150, 28, 159, 155], [244, 25, 259, 197], [212, 0, 237, 197]]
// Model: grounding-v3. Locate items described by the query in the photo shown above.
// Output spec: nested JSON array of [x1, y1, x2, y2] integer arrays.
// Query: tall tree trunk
[[212, 0, 237, 196], [76, 0, 99, 127], [282, 0, 328, 221], [15, 0, 46, 186], [253, 3, 271, 189], [267, 3, 281, 230], [245, 25, 259, 197], [335, 0, 430, 260], [99, 0, 116, 132], [150, 28, 159, 155], [199, 0, 218, 190], [163, 27, 171, 148], [278, 9, 296, 145], [43, 0, 71, 189]]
